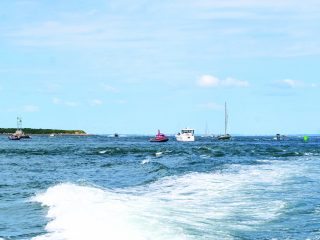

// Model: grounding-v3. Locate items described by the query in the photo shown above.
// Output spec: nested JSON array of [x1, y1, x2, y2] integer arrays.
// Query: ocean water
[[0, 135, 320, 240]]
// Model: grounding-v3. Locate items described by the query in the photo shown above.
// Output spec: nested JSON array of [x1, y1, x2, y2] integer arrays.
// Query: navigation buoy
[[303, 136, 309, 142]]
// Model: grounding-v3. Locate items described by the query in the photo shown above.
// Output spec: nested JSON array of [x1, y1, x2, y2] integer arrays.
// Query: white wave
[[32, 183, 186, 240], [32, 160, 310, 240], [256, 159, 272, 163], [155, 151, 163, 157], [98, 150, 107, 154], [141, 158, 151, 165]]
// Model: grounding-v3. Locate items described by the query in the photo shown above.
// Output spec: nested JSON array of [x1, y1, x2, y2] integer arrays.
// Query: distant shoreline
[[0, 133, 92, 136], [0, 128, 87, 135]]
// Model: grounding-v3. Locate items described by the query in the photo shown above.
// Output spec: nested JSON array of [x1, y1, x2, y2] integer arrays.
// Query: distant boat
[[202, 122, 212, 137], [114, 133, 119, 137], [49, 133, 55, 137], [274, 134, 286, 141], [217, 102, 231, 140], [149, 130, 169, 142], [9, 131, 30, 140], [176, 128, 195, 142], [8, 135, 21, 140], [9, 117, 31, 140]]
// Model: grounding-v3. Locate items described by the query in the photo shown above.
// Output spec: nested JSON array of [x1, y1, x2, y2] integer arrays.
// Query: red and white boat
[[149, 130, 169, 142]]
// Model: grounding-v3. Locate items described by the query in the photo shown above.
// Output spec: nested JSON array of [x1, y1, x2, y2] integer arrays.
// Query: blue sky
[[0, 0, 319, 135]]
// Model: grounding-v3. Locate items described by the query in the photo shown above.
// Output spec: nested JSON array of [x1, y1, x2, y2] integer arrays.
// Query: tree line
[[0, 128, 86, 134]]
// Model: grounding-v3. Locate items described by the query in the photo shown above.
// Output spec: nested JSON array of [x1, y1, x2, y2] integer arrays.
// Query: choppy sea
[[0, 135, 320, 240]]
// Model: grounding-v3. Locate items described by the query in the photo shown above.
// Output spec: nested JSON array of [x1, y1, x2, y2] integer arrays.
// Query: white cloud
[[101, 84, 119, 93], [90, 99, 103, 106], [277, 79, 303, 88], [13, 21, 94, 38], [7, 20, 115, 48], [8, 19, 145, 48], [5, 1, 320, 59], [197, 75, 249, 88], [276, 79, 318, 88], [197, 75, 220, 87], [23, 105, 39, 112], [190, 0, 320, 11], [2, 0, 319, 64]]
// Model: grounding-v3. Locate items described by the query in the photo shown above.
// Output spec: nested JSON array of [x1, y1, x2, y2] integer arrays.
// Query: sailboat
[[202, 122, 211, 137], [217, 102, 231, 140]]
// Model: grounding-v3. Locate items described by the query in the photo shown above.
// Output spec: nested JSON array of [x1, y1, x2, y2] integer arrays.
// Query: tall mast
[[205, 121, 208, 136], [225, 102, 228, 135], [17, 117, 22, 131]]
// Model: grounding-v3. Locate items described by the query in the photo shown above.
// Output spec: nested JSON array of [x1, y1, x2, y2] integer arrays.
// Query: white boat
[[217, 102, 231, 140], [49, 133, 55, 137], [175, 128, 195, 142]]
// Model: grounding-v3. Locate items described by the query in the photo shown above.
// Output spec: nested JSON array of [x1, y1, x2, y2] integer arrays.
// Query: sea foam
[[32, 160, 306, 240]]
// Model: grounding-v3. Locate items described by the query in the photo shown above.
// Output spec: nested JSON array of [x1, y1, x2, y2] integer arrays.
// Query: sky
[[0, 0, 320, 135]]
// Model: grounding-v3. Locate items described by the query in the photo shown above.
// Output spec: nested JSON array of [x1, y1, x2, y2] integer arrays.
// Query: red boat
[[149, 130, 169, 142]]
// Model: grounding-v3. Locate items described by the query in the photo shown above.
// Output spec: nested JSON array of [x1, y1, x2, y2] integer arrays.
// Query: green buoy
[[303, 136, 309, 142]]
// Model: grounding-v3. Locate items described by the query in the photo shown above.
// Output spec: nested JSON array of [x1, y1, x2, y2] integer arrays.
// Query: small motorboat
[[150, 130, 169, 142], [274, 134, 286, 141], [8, 135, 21, 140]]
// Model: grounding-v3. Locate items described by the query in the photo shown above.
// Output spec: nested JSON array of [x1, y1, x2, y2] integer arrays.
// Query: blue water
[[0, 135, 320, 239]]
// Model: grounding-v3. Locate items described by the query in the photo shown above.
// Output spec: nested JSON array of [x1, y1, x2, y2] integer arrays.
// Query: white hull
[[175, 134, 195, 142]]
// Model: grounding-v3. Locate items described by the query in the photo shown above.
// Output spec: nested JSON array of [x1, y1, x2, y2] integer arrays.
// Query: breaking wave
[[31, 159, 309, 240]]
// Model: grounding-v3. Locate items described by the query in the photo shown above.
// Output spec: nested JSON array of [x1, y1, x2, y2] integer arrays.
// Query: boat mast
[[224, 102, 228, 135], [17, 117, 22, 131], [205, 121, 208, 137]]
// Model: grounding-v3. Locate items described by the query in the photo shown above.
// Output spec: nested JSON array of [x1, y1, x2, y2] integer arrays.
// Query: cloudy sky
[[0, 0, 319, 134]]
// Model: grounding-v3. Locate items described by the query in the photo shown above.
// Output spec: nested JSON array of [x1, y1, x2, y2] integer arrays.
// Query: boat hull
[[8, 135, 21, 140], [217, 134, 231, 140], [175, 135, 195, 142], [20, 135, 31, 139], [149, 138, 169, 142]]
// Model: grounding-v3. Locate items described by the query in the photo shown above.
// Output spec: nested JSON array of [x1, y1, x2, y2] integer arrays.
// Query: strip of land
[[0, 128, 87, 135]]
